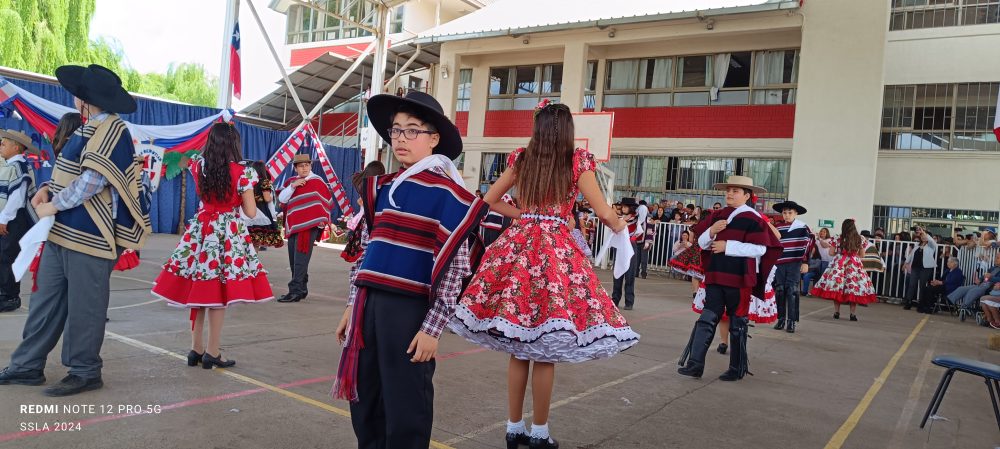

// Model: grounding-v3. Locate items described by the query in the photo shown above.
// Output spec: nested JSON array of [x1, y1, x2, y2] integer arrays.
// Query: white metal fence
[[590, 220, 1000, 302]]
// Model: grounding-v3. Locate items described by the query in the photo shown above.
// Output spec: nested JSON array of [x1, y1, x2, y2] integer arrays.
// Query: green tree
[[2, 0, 219, 107]]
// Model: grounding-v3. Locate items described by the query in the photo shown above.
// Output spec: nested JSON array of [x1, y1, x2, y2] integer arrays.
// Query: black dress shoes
[[187, 350, 204, 367], [277, 293, 305, 303], [528, 436, 559, 449], [202, 352, 236, 369], [0, 367, 45, 385], [506, 432, 530, 449], [43, 375, 103, 397]]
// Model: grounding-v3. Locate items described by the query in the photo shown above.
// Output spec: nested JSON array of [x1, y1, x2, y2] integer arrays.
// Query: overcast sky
[[90, 0, 286, 109]]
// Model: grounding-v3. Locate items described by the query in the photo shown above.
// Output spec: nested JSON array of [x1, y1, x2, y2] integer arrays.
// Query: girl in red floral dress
[[451, 102, 638, 449], [152, 124, 273, 369], [810, 219, 877, 321]]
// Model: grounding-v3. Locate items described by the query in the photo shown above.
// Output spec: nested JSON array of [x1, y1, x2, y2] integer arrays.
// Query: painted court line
[[443, 361, 671, 446], [102, 331, 457, 449], [822, 315, 928, 449]]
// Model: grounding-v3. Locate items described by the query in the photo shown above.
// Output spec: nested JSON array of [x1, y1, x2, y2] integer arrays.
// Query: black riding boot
[[678, 310, 720, 379], [719, 316, 750, 381]]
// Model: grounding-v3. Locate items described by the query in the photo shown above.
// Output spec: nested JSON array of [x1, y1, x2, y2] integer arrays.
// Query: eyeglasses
[[387, 128, 436, 140]]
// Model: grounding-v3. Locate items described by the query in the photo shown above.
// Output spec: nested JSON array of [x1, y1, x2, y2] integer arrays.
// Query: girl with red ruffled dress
[[450, 101, 639, 449], [152, 123, 273, 369], [810, 219, 877, 321]]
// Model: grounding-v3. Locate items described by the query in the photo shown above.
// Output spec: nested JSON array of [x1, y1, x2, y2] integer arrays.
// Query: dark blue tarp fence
[[0, 76, 360, 233]]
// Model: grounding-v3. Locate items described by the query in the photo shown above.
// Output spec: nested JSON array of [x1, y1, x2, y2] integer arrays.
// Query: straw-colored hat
[[0, 129, 41, 155], [712, 175, 766, 194]]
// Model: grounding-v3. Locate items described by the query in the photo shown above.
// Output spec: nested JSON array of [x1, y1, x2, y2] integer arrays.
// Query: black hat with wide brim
[[55, 64, 137, 114], [772, 200, 807, 215], [366, 91, 462, 160]]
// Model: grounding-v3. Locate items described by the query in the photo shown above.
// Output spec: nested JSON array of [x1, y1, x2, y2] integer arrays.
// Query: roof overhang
[[239, 39, 440, 129], [416, 0, 801, 44]]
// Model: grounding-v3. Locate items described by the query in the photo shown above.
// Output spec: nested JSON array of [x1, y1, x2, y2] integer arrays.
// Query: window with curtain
[[674, 158, 736, 190], [584, 61, 598, 109], [880, 82, 1000, 151], [890, 0, 1000, 30], [456, 69, 473, 112], [742, 159, 789, 194], [602, 50, 796, 109], [752, 50, 799, 105], [488, 65, 561, 110]]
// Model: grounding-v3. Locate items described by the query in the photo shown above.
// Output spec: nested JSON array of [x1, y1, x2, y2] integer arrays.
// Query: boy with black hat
[[0, 130, 39, 312], [0, 64, 150, 396], [276, 153, 332, 303], [771, 200, 813, 333], [333, 91, 487, 448], [611, 197, 640, 309]]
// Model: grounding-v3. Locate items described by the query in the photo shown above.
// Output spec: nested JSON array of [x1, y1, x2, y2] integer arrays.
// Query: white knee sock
[[506, 420, 526, 435], [530, 422, 549, 440]]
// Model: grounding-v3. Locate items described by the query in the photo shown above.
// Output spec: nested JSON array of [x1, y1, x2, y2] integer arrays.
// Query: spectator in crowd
[[669, 210, 683, 223], [923, 257, 963, 313], [902, 227, 937, 311], [802, 227, 834, 296], [947, 252, 1000, 310], [640, 215, 657, 279], [712, 202, 722, 211], [980, 285, 1000, 329]]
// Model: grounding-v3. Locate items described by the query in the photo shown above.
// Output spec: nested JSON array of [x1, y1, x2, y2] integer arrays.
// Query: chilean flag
[[230, 22, 241, 100], [994, 89, 1000, 142]]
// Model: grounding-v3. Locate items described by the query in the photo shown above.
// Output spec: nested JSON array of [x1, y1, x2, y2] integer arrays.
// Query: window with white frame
[[881, 82, 1000, 151], [488, 64, 562, 110], [456, 69, 472, 112], [890, 0, 1000, 30], [584, 61, 598, 109], [602, 50, 796, 108], [285, 2, 404, 44]]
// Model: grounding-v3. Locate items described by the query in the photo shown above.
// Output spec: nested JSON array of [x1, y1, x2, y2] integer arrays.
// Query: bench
[[919, 355, 1000, 431]]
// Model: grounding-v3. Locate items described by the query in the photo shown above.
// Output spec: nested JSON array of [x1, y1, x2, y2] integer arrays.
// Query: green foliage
[[0, 9, 26, 68], [3, 0, 218, 107]]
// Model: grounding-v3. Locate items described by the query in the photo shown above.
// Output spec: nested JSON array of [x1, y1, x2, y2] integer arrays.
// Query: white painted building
[[416, 0, 999, 237]]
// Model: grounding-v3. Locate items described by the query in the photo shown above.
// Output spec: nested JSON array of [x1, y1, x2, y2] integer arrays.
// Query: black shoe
[[187, 350, 204, 367], [43, 375, 102, 397], [902, 303, 912, 310], [0, 367, 45, 386], [202, 352, 236, 369], [277, 293, 304, 303], [528, 436, 559, 449], [677, 362, 704, 379], [0, 297, 20, 312], [773, 319, 785, 330], [640, 273, 647, 279], [833, 312, 840, 320], [718, 369, 743, 382], [506, 432, 530, 449], [716, 343, 728, 354], [786, 321, 796, 333], [849, 314, 858, 322], [623, 305, 633, 310]]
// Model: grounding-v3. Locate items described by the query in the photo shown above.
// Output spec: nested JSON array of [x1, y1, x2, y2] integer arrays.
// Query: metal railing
[[590, 220, 1000, 302]]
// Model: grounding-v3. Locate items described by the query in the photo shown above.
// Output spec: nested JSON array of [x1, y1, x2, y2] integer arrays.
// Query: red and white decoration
[[265, 123, 354, 217]]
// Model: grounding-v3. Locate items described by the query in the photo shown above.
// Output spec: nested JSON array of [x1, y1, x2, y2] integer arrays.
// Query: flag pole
[[217, 0, 240, 109]]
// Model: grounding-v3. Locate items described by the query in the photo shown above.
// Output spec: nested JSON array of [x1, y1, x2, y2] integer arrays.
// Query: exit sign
[[818, 219, 834, 228]]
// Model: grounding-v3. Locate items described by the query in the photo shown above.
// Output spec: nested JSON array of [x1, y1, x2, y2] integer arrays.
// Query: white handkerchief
[[13, 216, 54, 282], [240, 208, 272, 226], [594, 228, 635, 278]]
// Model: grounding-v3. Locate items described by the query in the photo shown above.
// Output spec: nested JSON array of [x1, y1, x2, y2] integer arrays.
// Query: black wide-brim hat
[[620, 197, 639, 207], [367, 91, 462, 160], [773, 200, 807, 215], [55, 64, 137, 114]]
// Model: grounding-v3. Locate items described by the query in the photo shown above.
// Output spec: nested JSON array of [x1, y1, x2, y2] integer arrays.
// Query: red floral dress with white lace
[[450, 148, 639, 363], [810, 238, 877, 304], [152, 155, 274, 308]]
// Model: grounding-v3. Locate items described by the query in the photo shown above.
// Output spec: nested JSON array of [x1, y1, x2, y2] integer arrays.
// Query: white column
[[364, 4, 393, 166], [561, 41, 589, 112], [788, 0, 888, 228]]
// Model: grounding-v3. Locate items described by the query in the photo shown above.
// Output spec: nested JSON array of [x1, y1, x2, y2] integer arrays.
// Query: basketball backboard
[[572, 112, 614, 162]]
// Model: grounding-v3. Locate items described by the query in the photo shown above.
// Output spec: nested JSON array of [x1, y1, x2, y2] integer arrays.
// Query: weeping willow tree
[[0, 0, 217, 107]]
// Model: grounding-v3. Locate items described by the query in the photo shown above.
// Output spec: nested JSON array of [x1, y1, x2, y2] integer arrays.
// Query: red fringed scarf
[[283, 177, 333, 253]]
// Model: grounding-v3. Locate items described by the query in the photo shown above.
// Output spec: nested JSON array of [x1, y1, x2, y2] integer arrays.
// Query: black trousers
[[286, 228, 321, 296], [0, 209, 31, 299], [774, 263, 802, 322], [704, 284, 742, 318], [350, 288, 435, 449], [612, 243, 641, 307]]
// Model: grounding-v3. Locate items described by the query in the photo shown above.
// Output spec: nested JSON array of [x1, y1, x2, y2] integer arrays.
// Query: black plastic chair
[[919, 355, 1000, 432]]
